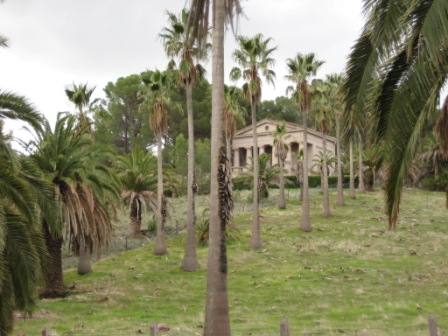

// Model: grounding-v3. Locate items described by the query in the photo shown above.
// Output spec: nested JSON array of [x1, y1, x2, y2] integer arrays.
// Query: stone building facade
[[231, 119, 336, 176]]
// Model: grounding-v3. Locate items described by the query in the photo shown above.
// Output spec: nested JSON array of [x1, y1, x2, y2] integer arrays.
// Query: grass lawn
[[13, 188, 448, 335]]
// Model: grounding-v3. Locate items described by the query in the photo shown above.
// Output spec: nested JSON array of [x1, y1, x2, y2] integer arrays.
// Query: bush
[[421, 172, 448, 191], [196, 208, 241, 245]]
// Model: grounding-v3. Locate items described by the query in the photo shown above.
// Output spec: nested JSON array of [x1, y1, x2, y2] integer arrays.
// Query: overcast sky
[[1, 0, 365, 140]]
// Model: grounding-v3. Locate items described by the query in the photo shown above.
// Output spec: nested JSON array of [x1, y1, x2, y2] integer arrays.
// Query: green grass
[[14, 188, 448, 335]]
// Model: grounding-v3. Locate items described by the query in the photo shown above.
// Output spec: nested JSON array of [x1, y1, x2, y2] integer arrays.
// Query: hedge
[[232, 175, 359, 190]]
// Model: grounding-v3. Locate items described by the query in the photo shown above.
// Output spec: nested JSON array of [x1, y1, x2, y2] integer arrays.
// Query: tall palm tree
[[224, 86, 246, 223], [139, 69, 178, 256], [31, 113, 117, 290], [113, 146, 158, 238], [272, 123, 290, 209], [160, 9, 209, 271], [311, 79, 333, 217], [349, 140, 356, 199], [65, 83, 98, 129], [230, 33, 277, 249], [186, 1, 242, 334], [357, 133, 366, 193], [224, 85, 246, 165], [286, 52, 324, 231], [343, 0, 448, 229], [326, 73, 346, 206]]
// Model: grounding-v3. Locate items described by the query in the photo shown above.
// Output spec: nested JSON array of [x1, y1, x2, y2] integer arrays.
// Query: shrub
[[421, 172, 448, 191]]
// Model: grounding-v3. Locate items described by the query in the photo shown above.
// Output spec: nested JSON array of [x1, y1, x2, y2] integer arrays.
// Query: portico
[[231, 119, 336, 176]]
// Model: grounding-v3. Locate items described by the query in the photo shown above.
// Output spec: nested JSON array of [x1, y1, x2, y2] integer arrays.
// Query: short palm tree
[[312, 151, 337, 179], [272, 123, 290, 209], [0, 92, 51, 335], [230, 33, 277, 249], [139, 69, 179, 255], [31, 113, 118, 292], [114, 146, 158, 238], [286, 52, 324, 231], [160, 9, 209, 270]]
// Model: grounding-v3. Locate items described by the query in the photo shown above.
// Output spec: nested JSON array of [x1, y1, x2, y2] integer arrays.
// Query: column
[[233, 148, 240, 168], [285, 143, 292, 173], [246, 147, 252, 171]]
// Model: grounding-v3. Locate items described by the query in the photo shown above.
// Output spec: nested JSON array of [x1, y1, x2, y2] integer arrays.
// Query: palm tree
[[224, 86, 246, 223], [357, 133, 366, 193], [31, 113, 117, 290], [186, 1, 242, 334], [286, 52, 324, 231], [272, 123, 290, 209], [311, 79, 333, 217], [230, 33, 277, 249], [65, 82, 102, 272], [348, 140, 357, 198], [65, 83, 98, 129], [296, 149, 305, 202], [0, 34, 8, 48], [312, 151, 337, 181], [326, 73, 346, 206], [113, 146, 158, 238], [1, 90, 43, 134], [224, 86, 246, 165], [160, 9, 209, 271], [343, 0, 448, 229], [0, 153, 51, 335], [0, 92, 51, 335], [139, 69, 178, 256]]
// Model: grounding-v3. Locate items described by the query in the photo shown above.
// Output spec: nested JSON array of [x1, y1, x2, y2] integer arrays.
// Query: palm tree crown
[[342, 0, 448, 229], [230, 33, 277, 104]]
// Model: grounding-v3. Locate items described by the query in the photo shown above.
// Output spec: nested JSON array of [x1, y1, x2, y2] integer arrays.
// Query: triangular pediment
[[234, 119, 302, 138]]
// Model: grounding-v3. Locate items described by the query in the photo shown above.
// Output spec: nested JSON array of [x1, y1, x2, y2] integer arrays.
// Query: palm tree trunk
[[204, 0, 231, 333], [349, 140, 356, 199], [278, 156, 286, 209], [322, 132, 331, 217], [297, 160, 304, 203], [358, 133, 366, 193], [42, 221, 67, 298], [336, 116, 345, 205], [225, 135, 235, 223], [300, 111, 312, 231], [182, 84, 198, 271], [250, 102, 262, 249], [77, 240, 93, 275], [129, 199, 142, 238], [154, 133, 168, 255]]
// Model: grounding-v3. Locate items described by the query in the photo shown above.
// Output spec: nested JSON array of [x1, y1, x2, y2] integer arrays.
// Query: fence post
[[280, 318, 290, 336], [42, 326, 51, 336], [150, 323, 159, 336], [428, 313, 438, 336]]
